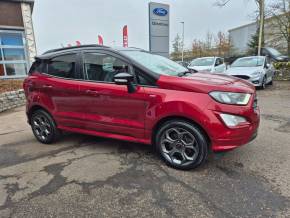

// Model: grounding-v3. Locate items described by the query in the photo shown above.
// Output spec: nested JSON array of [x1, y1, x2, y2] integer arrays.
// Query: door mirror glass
[[114, 72, 134, 85]]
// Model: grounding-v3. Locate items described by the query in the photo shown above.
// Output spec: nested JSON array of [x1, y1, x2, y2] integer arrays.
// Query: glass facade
[[0, 30, 28, 78]]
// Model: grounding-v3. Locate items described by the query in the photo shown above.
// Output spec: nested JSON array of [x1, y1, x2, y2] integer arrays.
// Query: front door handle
[[85, 90, 100, 96]]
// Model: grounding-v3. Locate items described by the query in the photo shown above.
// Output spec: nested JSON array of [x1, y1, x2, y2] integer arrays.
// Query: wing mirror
[[113, 72, 136, 93], [266, 63, 271, 69]]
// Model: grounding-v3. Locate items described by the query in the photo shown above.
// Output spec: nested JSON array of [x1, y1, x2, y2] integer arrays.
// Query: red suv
[[23, 45, 260, 170]]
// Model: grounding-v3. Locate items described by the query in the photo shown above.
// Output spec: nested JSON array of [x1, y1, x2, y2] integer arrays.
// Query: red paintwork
[[24, 72, 260, 151]]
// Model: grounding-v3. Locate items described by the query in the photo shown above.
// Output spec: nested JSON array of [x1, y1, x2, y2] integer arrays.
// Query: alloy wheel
[[160, 127, 199, 166], [32, 114, 52, 141]]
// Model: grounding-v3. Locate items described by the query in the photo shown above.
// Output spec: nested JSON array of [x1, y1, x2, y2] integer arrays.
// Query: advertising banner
[[123, 25, 128, 47], [98, 35, 103, 45]]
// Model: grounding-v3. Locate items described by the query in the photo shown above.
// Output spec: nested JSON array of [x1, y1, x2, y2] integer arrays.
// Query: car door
[[78, 51, 146, 139], [36, 53, 84, 128], [214, 58, 226, 73], [264, 57, 274, 83]]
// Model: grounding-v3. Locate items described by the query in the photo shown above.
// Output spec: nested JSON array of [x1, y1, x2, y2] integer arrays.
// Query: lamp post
[[180, 22, 185, 62], [258, 0, 264, 56]]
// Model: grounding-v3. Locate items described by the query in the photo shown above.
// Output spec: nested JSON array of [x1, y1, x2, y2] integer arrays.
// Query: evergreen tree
[[247, 30, 260, 55]]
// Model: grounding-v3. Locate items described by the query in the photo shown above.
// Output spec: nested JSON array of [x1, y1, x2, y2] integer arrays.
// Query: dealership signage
[[149, 2, 170, 57]]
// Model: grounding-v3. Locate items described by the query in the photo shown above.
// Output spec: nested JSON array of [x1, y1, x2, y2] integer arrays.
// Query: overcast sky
[[32, 0, 257, 54]]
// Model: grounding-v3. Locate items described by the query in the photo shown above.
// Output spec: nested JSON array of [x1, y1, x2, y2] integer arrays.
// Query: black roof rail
[[43, 44, 109, 54]]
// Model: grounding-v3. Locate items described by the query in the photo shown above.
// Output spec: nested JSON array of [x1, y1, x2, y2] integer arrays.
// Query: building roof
[[228, 21, 257, 32], [0, 0, 34, 8], [229, 13, 287, 32]]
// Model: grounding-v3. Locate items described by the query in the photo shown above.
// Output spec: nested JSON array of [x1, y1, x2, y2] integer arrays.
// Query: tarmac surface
[[0, 81, 290, 217]]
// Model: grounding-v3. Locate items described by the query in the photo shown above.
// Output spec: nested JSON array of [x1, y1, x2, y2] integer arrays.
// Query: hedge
[[273, 62, 290, 81]]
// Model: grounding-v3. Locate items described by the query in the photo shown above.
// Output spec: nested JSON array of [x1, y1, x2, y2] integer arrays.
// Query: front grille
[[233, 75, 250, 80]]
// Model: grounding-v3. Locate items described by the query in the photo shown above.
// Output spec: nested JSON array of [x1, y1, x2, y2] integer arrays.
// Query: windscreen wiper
[[178, 71, 193, 77]]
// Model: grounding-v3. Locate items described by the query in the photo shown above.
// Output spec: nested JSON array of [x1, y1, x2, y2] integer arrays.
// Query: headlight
[[220, 113, 247, 127], [209, 91, 251, 105]]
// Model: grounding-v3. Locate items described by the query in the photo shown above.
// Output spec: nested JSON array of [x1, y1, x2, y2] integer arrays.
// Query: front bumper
[[204, 95, 260, 152], [233, 75, 263, 87], [249, 76, 263, 87]]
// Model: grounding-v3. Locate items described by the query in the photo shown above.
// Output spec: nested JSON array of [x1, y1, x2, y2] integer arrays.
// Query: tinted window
[[6, 63, 27, 76], [47, 54, 77, 79], [0, 31, 27, 78], [215, 58, 223, 66], [0, 32, 23, 46], [135, 68, 155, 86], [83, 53, 130, 82], [29, 61, 44, 74], [3, 48, 26, 61]]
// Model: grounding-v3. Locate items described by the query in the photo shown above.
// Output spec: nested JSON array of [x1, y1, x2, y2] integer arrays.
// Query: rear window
[[29, 60, 44, 75], [47, 54, 79, 79]]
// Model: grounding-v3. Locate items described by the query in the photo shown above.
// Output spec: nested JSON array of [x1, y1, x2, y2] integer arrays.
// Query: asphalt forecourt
[[0, 81, 289, 217]]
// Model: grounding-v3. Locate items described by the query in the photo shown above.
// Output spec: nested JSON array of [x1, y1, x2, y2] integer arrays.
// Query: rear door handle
[[42, 84, 53, 88]]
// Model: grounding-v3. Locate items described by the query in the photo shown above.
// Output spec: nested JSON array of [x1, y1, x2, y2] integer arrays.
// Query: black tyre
[[155, 119, 209, 170], [30, 110, 61, 144], [260, 76, 266, 89], [268, 79, 273, 85]]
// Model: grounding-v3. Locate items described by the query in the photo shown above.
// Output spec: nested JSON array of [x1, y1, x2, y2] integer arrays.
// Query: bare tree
[[267, 0, 290, 55], [215, 0, 265, 54], [190, 31, 231, 58], [215, 31, 231, 57], [171, 34, 183, 60]]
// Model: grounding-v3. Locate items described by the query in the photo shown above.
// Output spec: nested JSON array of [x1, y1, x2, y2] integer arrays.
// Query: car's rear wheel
[[155, 120, 208, 170], [268, 79, 273, 85], [30, 110, 61, 144]]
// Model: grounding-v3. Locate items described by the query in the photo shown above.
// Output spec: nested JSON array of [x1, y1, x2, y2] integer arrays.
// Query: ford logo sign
[[153, 8, 168, 16]]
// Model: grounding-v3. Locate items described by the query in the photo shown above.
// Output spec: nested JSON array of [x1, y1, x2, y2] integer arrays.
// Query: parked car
[[175, 61, 189, 68], [226, 56, 275, 89], [187, 57, 226, 73], [24, 45, 260, 170], [261, 47, 289, 62]]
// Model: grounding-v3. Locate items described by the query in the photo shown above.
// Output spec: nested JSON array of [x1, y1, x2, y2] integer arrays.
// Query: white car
[[187, 57, 226, 73], [225, 56, 275, 89]]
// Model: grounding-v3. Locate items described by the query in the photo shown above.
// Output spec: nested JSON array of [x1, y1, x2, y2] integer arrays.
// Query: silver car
[[188, 57, 226, 73], [226, 56, 274, 89]]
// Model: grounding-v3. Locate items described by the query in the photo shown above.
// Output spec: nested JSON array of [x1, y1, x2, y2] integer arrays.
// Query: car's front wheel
[[30, 109, 61, 144], [260, 76, 266, 89], [155, 120, 209, 170]]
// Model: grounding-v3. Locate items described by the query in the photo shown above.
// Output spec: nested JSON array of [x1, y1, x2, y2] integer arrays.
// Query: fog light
[[220, 113, 247, 127]]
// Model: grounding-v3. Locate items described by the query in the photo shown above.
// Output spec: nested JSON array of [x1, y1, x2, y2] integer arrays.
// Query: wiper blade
[[178, 71, 193, 77]]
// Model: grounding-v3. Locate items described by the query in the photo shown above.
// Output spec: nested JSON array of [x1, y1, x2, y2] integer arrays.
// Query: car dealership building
[[0, 0, 36, 79]]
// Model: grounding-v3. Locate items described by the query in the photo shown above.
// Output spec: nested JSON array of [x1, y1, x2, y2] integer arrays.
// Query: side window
[[215, 58, 222, 66], [47, 54, 77, 79], [83, 53, 130, 82], [135, 68, 155, 86], [29, 60, 44, 75]]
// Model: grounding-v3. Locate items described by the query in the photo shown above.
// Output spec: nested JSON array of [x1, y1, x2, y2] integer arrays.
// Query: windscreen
[[121, 50, 188, 76], [231, 57, 264, 67]]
